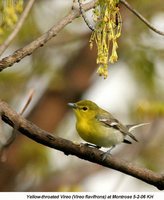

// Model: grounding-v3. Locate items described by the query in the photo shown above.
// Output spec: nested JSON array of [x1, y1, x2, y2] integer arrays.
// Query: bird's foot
[[102, 145, 115, 161], [102, 151, 112, 161]]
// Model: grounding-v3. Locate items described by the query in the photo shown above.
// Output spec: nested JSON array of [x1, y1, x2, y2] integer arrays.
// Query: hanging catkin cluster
[[89, 0, 122, 78], [0, 0, 23, 39]]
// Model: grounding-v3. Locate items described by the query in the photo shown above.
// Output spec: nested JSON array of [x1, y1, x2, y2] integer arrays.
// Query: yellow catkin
[[0, 0, 23, 39], [89, 0, 122, 78]]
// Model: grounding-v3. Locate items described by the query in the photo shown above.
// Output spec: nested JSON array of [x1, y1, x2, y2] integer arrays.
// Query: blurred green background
[[0, 0, 164, 192]]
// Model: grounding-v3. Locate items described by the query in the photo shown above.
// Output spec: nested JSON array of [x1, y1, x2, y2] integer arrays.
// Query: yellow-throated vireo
[[68, 100, 149, 159]]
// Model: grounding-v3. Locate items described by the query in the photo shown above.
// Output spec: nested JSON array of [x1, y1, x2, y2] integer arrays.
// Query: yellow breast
[[76, 118, 124, 147], [76, 118, 92, 142]]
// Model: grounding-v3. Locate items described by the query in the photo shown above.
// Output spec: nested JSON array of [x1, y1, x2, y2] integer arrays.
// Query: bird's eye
[[82, 106, 88, 111]]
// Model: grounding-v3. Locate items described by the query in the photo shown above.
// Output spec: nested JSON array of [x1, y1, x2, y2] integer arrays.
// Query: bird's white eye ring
[[82, 106, 88, 111]]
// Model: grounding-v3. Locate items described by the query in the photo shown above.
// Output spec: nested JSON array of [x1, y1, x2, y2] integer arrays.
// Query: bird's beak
[[68, 102, 77, 109]]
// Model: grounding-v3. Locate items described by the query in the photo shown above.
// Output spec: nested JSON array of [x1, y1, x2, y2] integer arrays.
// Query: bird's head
[[68, 100, 99, 120]]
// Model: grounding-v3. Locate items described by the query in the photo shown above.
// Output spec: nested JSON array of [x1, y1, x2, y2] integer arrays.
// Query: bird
[[68, 100, 149, 159]]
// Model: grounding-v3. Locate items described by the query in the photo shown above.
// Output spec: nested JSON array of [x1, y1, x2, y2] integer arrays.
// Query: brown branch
[[0, 99, 163, 190], [0, 0, 97, 72], [120, 0, 164, 36], [0, 0, 36, 56]]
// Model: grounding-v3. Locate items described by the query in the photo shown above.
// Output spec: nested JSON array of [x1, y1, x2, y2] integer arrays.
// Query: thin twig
[[77, 0, 95, 31], [0, 99, 164, 190], [0, 89, 35, 154], [0, 0, 36, 56], [120, 0, 164, 36], [19, 89, 35, 115]]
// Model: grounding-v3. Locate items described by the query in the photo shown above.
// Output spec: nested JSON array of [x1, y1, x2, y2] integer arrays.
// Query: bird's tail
[[126, 123, 150, 132], [126, 123, 150, 142]]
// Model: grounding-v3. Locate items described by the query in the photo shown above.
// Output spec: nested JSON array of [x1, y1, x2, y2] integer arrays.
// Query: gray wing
[[96, 115, 138, 142]]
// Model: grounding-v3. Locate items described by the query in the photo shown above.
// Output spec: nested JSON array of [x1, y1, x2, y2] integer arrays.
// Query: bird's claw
[[102, 151, 112, 161], [101, 145, 115, 161]]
